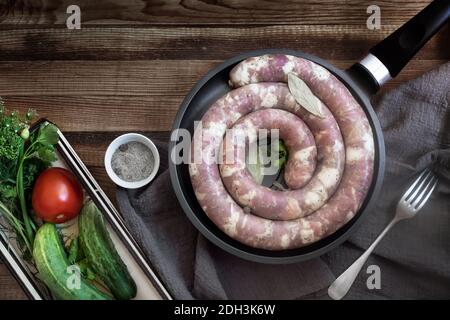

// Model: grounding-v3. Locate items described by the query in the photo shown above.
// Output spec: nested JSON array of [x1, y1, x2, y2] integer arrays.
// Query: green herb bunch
[[0, 100, 59, 257]]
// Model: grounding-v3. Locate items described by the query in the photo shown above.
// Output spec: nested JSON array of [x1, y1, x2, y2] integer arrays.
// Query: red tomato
[[32, 167, 84, 224]]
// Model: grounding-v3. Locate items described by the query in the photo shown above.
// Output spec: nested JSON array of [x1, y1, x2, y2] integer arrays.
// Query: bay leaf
[[287, 73, 325, 118]]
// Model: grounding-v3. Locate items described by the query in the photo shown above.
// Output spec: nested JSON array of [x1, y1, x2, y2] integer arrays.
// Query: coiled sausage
[[189, 54, 374, 250]]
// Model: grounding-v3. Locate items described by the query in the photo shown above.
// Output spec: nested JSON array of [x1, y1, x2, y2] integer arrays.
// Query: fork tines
[[402, 168, 438, 210]]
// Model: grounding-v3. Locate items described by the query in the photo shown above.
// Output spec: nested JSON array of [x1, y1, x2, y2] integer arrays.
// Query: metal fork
[[328, 168, 438, 300]]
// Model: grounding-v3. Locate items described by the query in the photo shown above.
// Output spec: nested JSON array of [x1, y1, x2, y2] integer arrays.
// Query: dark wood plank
[[0, 262, 28, 300], [0, 60, 214, 96], [0, 25, 448, 61], [2, 96, 182, 132], [0, 0, 433, 26], [0, 59, 445, 99]]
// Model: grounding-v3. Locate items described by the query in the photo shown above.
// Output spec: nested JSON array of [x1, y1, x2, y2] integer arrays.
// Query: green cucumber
[[79, 201, 137, 300], [33, 223, 112, 300]]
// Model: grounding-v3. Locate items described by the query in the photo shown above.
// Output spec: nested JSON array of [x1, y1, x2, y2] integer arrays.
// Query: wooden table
[[0, 0, 448, 300]]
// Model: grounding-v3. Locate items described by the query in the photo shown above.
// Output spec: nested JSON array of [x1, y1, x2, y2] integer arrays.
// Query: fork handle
[[328, 218, 398, 300]]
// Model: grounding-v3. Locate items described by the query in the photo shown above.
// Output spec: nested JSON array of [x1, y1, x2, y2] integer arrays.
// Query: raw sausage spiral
[[189, 54, 374, 250]]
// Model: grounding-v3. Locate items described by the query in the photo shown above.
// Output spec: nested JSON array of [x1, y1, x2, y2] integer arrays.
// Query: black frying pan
[[169, 0, 450, 264]]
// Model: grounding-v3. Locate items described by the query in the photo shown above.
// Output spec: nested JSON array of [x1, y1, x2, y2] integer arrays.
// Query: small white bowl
[[105, 133, 160, 189]]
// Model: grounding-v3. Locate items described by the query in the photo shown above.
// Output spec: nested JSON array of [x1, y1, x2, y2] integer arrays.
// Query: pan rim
[[169, 48, 385, 264]]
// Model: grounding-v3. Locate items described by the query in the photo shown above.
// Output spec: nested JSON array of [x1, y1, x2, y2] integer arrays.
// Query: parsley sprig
[[0, 101, 58, 256]]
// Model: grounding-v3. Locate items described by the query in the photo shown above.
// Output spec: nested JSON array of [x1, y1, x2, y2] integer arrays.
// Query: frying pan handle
[[350, 0, 450, 93]]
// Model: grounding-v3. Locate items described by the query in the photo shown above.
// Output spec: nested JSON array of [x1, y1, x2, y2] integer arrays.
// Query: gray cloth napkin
[[117, 141, 333, 299], [323, 62, 450, 299], [117, 62, 450, 300]]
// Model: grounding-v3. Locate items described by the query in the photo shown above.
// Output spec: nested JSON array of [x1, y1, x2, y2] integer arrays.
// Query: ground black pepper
[[111, 141, 154, 182]]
